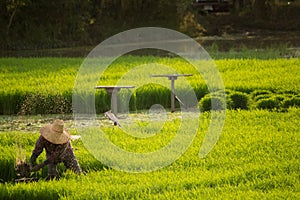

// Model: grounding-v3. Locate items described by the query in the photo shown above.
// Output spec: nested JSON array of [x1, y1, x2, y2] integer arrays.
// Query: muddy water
[[197, 30, 300, 51], [1, 31, 300, 57]]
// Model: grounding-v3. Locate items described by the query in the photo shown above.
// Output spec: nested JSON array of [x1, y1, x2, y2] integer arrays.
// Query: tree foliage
[[0, 0, 299, 50], [0, 0, 183, 50]]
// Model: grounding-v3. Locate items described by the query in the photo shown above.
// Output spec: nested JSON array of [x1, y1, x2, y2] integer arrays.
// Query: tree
[[5, 0, 26, 36], [252, 0, 271, 19]]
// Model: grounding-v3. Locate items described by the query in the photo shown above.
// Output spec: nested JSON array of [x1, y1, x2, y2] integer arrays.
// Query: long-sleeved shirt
[[30, 135, 76, 165]]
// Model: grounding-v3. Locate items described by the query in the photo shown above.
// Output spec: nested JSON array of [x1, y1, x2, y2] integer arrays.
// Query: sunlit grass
[[0, 109, 299, 199], [0, 57, 299, 114]]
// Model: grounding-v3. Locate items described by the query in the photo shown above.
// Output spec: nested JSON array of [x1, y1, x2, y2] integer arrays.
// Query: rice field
[[0, 54, 299, 199], [0, 109, 299, 199], [0, 57, 299, 114]]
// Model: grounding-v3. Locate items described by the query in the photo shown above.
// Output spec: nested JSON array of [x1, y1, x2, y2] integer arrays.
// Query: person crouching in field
[[30, 119, 82, 180]]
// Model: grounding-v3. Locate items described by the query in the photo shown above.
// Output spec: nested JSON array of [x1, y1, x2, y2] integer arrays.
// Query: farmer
[[29, 119, 82, 180]]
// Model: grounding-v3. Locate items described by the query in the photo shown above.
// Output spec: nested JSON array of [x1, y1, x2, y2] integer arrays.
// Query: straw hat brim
[[40, 124, 70, 144]]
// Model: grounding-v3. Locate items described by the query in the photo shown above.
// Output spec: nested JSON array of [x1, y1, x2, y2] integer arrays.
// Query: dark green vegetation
[[0, 109, 299, 199], [0, 57, 299, 115], [1, 0, 300, 51]]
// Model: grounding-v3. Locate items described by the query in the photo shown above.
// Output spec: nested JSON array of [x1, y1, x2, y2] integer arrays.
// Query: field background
[[1, 55, 299, 115], [0, 52, 300, 199]]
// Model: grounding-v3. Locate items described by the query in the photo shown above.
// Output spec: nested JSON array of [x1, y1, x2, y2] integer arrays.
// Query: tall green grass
[[0, 109, 299, 199], [0, 57, 299, 114]]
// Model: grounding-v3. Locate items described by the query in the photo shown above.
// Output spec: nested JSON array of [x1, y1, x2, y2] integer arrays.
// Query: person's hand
[[31, 162, 46, 172], [31, 165, 41, 172], [29, 163, 40, 172]]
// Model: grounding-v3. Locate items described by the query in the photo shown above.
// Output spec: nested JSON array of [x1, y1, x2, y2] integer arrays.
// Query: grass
[[0, 53, 299, 198], [0, 57, 299, 114], [0, 109, 299, 199]]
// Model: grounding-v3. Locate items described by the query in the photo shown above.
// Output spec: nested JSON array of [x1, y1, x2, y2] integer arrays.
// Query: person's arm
[[31, 160, 48, 172], [29, 135, 45, 168]]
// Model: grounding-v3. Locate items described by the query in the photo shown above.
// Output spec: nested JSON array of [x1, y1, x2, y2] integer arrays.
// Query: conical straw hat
[[40, 119, 70, 144]]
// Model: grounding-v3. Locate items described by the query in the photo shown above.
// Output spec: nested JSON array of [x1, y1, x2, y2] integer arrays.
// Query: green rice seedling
[[0, 147, 17, 182], [255, 96, 282, 110], [215, 58, 300, 93], [198, 94, 226, 112], [256, 94, 294, 111], [135, 84, 171, 110], [1, 57, 300, 114], [1, 109, 299, 199], [228, 91, 250, 110], [250, 89, 273, 101], [282, 96, 300, 109], [19, 92, 73, 115], [94, 90, 110, 113]]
